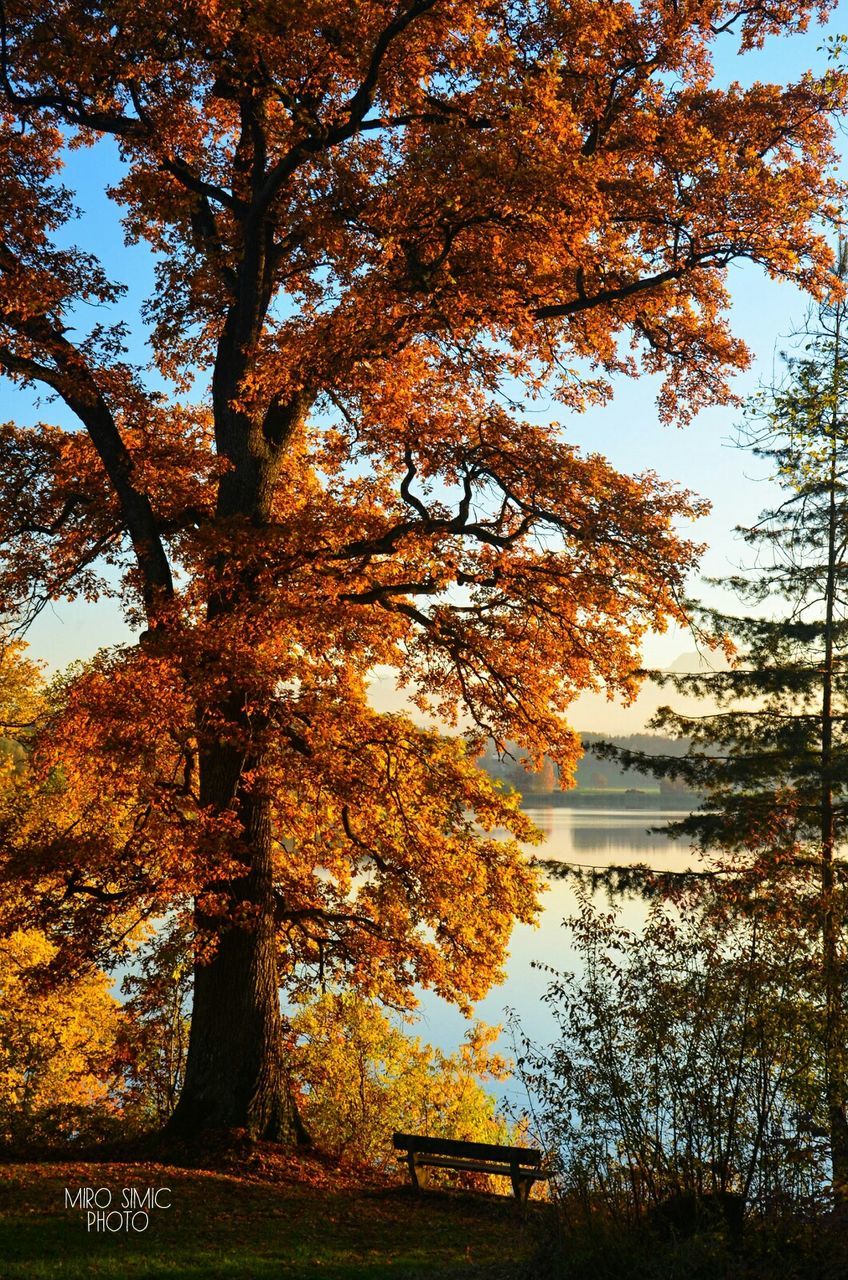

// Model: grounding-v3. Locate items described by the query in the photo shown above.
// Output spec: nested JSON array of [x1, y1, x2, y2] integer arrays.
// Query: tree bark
[[167, 726, 305, 1141], [167, 386, 312, 1143], [821, 312, 848, 1201]]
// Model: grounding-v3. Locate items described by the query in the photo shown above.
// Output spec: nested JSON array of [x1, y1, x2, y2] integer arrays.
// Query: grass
[[0, 1156, 540, 1279]]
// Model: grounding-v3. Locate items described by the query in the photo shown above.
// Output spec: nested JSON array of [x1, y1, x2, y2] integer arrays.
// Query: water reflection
[[414, 805, 699, 1079], [529, 806, 693, 857]]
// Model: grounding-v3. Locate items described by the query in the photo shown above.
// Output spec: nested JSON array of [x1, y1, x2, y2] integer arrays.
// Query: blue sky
[[6, 5, 848, 730]]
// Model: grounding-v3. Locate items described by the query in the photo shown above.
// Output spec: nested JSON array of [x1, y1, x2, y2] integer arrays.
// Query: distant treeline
[[477, 733, 697, 799]]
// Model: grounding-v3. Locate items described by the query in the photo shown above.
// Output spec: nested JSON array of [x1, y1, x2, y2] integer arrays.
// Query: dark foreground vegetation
[[2, 1153, 845, 1280], [531, 1207, 848, 1280], [0, 1155, 539, 1280]]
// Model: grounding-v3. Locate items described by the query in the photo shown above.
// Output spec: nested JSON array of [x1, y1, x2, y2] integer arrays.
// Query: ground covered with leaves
[[0, 1153, 540, 1279]]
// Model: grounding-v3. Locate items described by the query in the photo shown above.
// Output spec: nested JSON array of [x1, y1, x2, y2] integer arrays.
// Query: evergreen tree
[[589, 247, 848, 1200]]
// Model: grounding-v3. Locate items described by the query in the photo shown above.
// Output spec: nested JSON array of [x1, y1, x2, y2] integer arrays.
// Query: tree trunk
[[166, 328, 312, 1140], [821, 351, 848, 1203], [167, 709, 308, 1143]]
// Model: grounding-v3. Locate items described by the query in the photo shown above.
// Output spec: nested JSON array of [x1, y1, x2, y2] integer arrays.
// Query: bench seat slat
[[408, 1154, 549, 1179], [393, 1131, 542, 1166]]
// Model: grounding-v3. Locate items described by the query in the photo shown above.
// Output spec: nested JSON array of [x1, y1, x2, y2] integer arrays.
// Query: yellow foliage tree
[[290, 991, 516, 1185], [0, 929, 122, 1146]]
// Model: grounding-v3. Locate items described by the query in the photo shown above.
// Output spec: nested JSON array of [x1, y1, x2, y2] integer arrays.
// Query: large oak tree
[[0, 0, 844, 1142]]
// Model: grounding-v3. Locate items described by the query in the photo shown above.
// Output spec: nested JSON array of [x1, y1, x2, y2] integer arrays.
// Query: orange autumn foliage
[[0, 1, 843, 1136]]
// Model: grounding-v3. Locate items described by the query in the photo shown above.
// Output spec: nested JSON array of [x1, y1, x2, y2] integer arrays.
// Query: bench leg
[[510, 1173, 531, 1205], [406, 1153, 420, 1191]]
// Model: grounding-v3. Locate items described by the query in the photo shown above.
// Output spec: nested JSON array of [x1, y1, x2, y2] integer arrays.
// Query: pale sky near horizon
[[7, 5, 848, 733]]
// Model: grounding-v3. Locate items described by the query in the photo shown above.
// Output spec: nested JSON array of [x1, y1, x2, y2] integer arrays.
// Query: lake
[[115, 804, 697, 1107], [413, 805, 697, 1101]]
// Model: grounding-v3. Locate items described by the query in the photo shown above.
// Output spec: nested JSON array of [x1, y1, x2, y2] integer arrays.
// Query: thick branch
[[0, 322, 173, 617]]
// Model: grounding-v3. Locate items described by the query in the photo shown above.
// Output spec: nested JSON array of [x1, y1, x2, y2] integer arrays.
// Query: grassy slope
[[0, 1158, 538, 1279]]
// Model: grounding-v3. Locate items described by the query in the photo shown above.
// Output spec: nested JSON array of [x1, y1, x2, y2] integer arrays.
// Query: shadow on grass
[[0, 1165, 539, 1280]]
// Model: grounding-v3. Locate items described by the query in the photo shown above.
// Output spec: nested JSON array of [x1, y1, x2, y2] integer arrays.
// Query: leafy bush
[[519, 894, 828, 1224]]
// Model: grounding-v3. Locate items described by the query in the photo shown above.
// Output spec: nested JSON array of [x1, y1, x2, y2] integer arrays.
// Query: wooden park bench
[[393, 1132, 549, 1203]]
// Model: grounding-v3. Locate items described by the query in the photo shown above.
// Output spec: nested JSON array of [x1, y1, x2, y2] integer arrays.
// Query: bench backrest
[[392, 1131, 542, 1167]]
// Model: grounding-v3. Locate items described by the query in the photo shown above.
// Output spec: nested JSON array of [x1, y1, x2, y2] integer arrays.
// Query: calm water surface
[[414, 806, 697, 1091]]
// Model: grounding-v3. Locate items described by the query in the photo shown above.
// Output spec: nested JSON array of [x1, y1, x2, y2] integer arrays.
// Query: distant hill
[[477, 733, 696, 799]]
